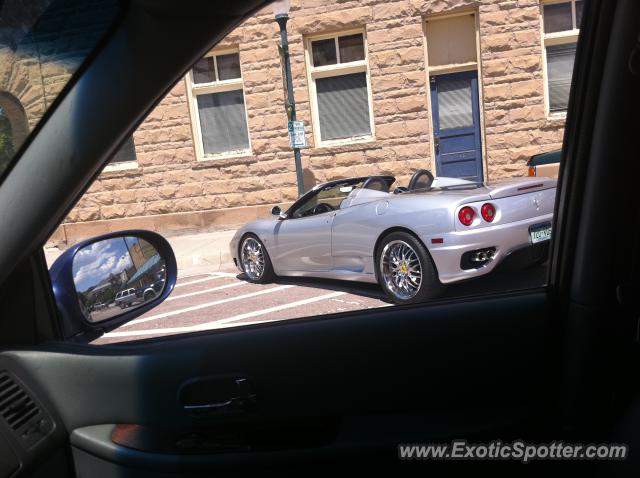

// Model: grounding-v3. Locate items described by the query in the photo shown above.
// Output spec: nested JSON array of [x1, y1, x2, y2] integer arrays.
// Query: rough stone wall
[[477, 0, 565, 178], [49, 0, 565, 228]]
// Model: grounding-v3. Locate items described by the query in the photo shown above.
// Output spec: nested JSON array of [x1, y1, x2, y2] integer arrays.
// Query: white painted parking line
[[174, 274, 224, 288], [104, 291, 346, 338], [208, 272, 239, 277], [167, 281, 246, 301], [203, 291, 346, 326], [122, 285, 294, 327]]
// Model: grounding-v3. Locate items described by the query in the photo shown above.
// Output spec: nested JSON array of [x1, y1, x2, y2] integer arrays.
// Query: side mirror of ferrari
[[271, 206, 287, 219]]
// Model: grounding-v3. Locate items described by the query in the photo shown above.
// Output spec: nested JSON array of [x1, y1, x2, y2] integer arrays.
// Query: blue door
[[430, 70, 483, 182]]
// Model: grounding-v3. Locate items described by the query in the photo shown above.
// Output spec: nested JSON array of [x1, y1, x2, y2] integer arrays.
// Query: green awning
[[528, 149, 561, 166], [126, 254, 160, 284]]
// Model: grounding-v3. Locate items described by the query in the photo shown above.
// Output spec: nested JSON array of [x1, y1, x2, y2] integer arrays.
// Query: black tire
[[144, 291, 155, 302], [375, 231, 444, 305], [239, 234, 276, 284]]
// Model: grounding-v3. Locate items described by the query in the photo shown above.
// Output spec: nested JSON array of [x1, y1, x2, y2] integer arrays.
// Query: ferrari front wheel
[[240, 234, 275, 284], [376, 232, 443, 305]]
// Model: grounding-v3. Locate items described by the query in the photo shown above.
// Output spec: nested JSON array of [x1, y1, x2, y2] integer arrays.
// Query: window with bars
[[188, 52, 251, 157], [542, 0, 583, 113], [307, 32, 373, 144]]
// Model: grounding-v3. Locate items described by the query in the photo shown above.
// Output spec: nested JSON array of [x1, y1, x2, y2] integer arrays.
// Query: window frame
[[185, 48, 252, 161], [541, 0, 582, 117], [305, 29, 376, 148]]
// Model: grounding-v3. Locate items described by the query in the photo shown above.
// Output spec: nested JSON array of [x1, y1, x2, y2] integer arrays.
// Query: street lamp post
[[273, 0, 305, 197]]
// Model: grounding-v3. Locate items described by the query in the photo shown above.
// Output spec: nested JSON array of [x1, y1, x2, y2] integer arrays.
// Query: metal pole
[[276, 14, 305, 197]]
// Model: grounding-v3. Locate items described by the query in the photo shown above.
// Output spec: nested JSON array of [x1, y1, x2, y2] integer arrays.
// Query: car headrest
[[362, 176, 390, 193], [408, 169, 435, 191]]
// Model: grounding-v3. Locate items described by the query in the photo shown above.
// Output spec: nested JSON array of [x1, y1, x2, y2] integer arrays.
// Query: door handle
[[434, 136, 440, 155], [183, 399, 235, 411], [179, 376, 256, 415]]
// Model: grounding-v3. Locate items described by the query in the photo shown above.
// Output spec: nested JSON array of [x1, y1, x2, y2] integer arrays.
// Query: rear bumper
[[425, 213, 553, 284]]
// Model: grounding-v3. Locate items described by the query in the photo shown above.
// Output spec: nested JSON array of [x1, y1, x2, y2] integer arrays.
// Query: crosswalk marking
[[104, 291, 346, 338], [167, 281, 245, 301], [174, 274, 225, 288], [122, 285, 294, 327]]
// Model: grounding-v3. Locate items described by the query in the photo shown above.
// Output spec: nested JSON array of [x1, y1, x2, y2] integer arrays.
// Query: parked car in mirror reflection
[[48, 231, 177, 342], [230, 169, 557, 305]]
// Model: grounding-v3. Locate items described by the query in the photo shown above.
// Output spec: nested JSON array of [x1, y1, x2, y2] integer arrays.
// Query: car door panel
[[271, 212, 335, 272], [0, 289, 552, 473], [331, 203, 380, 275]]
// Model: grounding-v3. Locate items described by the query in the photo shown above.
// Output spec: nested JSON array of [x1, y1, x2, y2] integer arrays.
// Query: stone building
[[1, 0, 582, 245]]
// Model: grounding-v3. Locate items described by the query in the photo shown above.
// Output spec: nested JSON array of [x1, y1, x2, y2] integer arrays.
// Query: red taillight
[[458, 206, 474, 226], [481, 203, 496, 222]]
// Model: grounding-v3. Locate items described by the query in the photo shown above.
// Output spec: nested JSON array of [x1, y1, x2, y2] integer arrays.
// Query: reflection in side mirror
[[72, 236, 167, 323], [49, 230, 177, 342]]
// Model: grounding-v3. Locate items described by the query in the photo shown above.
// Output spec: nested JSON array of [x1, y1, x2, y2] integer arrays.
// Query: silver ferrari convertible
[[229, 170, 556, 304]]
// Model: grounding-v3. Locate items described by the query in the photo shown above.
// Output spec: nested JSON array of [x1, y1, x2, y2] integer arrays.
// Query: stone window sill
[[103, 161, 138, 172], [192, 152, 255, 169], [546, 112, 567, 122], [310, 137, 377, 155]]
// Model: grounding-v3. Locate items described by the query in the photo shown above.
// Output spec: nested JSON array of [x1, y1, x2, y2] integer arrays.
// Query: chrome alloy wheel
[[380, 240, 423, 300], [241, 237, 265, 280]]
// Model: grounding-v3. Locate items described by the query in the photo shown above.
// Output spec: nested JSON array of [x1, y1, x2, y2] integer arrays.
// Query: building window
[[542, 0, 583, 114], [187, 51, 251, 158], [307, 31, 374, 145], [103, 136, 138, 171], [110, 136, 137, 164]]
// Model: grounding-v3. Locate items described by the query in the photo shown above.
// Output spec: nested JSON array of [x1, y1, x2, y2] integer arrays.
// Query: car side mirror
[[49, 230, 177, 342], [271, 205, 287, 220]]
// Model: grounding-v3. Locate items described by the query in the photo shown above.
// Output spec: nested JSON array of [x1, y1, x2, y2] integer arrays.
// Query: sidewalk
[[44, 229, 239, 278]]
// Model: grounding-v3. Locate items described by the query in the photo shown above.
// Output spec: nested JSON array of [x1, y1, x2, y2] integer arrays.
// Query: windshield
[[0, 0, 122, 180], [292, 179, 366, 218]]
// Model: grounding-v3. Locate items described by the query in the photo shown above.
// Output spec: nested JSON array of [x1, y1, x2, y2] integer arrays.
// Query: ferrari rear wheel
[[240, 234, 275, 283], [377, 232, 443, 304]]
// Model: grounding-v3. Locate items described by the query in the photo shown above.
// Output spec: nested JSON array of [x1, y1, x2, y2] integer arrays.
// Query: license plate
[[529, 223, 552, 244]]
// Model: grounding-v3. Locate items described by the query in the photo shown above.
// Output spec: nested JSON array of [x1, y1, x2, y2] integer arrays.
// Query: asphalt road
[[94, 262, 548, 345]]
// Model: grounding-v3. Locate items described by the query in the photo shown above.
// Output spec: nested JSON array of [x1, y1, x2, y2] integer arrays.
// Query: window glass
[[543, 2, 573, 33], [438, 78, 473, 130], [42, 2, 573, 345], [542, 1, 580, 114], [197, 90, 250, 154], [188, 52, 250, 157], [575, 0, 584, 27], [0, 0, 122, 185], [316, 72, 371, 141], [110, 137, 137, 164], [216, 53, 242, 80], [312, 38, 337, 66], [338, 34, 365, 63], [192, 57, 216, 84], [547, 43, 576, 112], [293, 180, 365, 218]]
